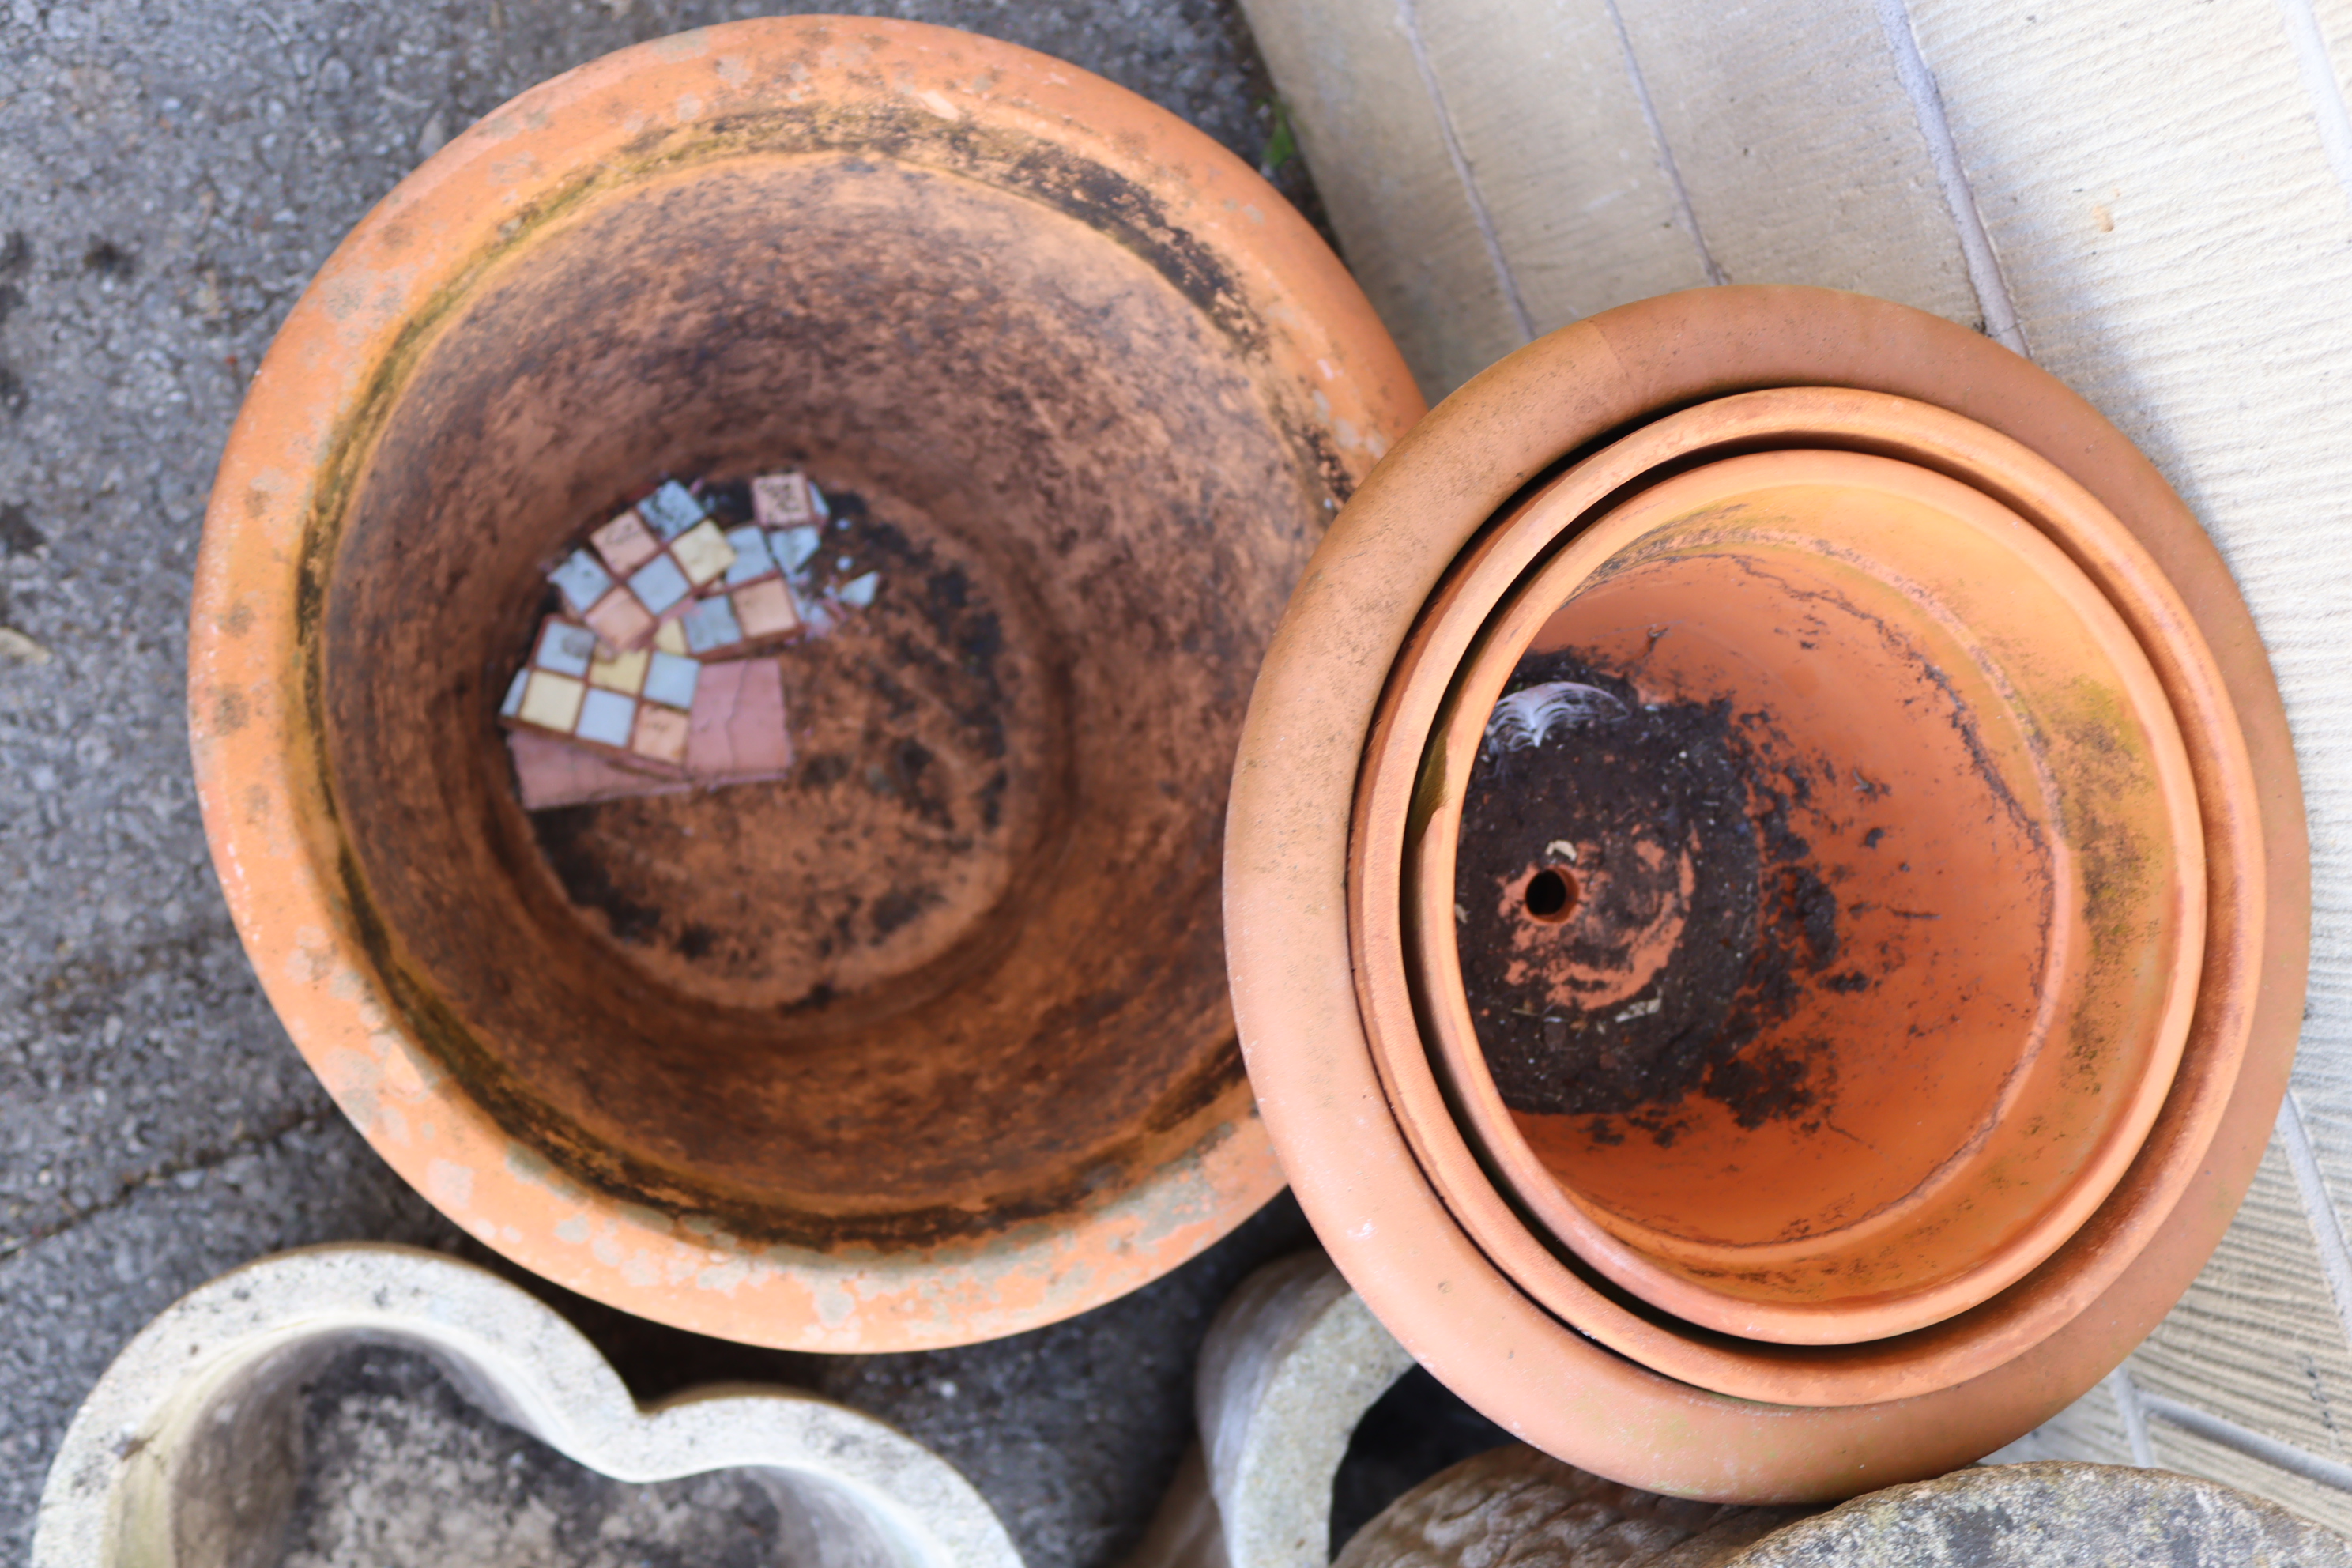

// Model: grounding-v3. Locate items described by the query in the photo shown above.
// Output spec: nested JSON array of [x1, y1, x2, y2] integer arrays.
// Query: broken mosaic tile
[[772, 525, 824, 573], [639, 479, 707, 540], [628, 554, 692, 616], [517, 669, 586, 733], [631, 703, 690, 766], [643, 649, 699, 710], [511, 466, 863, 808], [509, 730, 688, 811], [588, 646, 648, 695], [685, 658, 792, 778], [590, 509, 662, 575], [684, 658, 745, 773], [722, 525, 777, 586], [584, 587, 656, 650], [532, 619, 599, 678], [670, 519, 738, 589], [752, 471, 817, 528], [681, 594, 744, 656], [733, 576, 801, 641], [548, 550, 612, 616], [575, 686, 637, 749]]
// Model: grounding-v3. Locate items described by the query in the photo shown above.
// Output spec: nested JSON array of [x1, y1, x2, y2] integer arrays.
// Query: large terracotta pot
[[1226, 287, 2308, 1496], [188, 17, 1421, 1350]]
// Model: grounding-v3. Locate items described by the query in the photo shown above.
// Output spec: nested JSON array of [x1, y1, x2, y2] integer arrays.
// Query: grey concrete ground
[[0, 2, 1334, 1564]]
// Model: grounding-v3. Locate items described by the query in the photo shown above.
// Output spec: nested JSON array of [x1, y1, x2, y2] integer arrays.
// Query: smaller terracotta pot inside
[[1407, 449, 2204, 1344]]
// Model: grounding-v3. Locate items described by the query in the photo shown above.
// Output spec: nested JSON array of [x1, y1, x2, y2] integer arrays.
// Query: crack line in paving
[[0, 1104, 336, 1262]]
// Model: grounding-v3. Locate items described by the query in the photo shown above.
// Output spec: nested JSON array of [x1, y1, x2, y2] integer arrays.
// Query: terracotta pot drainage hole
[[1522, 867, 1578, 922]]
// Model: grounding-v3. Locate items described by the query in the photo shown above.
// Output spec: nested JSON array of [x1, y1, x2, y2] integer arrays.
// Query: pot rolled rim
[[187, 16, 1422, 1351], [1227, 285, 2309, 1497], [1402, 438, 2204, 1352]]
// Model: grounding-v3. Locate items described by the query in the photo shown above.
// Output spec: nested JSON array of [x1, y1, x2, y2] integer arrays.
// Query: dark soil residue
[[1454, 652, 1841, 1144]]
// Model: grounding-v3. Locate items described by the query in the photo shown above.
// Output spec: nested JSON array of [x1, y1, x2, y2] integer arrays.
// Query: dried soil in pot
[[190, 19, 1423, 1349]]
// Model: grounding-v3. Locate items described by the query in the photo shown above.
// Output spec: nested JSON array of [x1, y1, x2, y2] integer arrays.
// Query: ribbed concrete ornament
[[30, 1246, 1023, 1568], [1240, 0, 2352, 1532]]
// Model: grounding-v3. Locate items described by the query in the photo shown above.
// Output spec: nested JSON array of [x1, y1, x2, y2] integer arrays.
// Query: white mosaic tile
[[532, 619, 598, 678], [773, 525, 824, 573], [680, 594, 744, 655], [574, 686, 637, 749], [499, 668, 530, 719], [639, 479, 707, 540], [723, 525, 777, 586], [548, 549, 612, 615], [643, 650, 699, 710], [628, 554, 691, 616]]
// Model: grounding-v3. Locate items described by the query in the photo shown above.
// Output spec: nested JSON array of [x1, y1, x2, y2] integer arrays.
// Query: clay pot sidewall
[[1409, 448, 2202, 1343], [189, 18, 1423, 1350], [1233, 296, 2303, 1497]]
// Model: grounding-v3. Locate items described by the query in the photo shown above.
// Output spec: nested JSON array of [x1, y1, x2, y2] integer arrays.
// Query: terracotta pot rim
[[189, 17, 1421, 1351], [1407, 438, 2203, 1348], [1228, 285, 2308, 1495]]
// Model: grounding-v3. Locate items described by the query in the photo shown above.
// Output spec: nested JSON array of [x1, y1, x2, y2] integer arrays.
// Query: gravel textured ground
[[0, 2, 1347, 1564]]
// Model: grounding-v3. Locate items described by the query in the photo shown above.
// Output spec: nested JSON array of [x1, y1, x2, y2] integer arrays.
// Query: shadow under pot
[[186, 17, 1422, 1350]]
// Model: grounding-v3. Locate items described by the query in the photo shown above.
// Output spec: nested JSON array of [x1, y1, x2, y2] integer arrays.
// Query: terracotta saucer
[[1406, 447, 2202, 1347], [1233, 286, 2305, 1498]]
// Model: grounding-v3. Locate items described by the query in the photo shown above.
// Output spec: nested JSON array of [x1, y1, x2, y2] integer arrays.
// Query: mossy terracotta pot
[[188, 17, 1421, 1351], [1410, 443, 2203, 1348], [1228, 288, 2308, 1497]]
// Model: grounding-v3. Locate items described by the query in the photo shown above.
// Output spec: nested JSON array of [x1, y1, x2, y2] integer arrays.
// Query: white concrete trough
[[32, 1244, 1023, 1568]]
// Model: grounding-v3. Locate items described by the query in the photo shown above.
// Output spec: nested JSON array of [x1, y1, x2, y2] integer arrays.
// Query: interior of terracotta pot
[[316, 153, 1322, 1245], [1436, 454, 2197, 1318]]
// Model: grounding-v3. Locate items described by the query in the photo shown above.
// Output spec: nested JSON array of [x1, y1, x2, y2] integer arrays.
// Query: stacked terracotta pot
[[1226, 287, 2309, 1502]]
